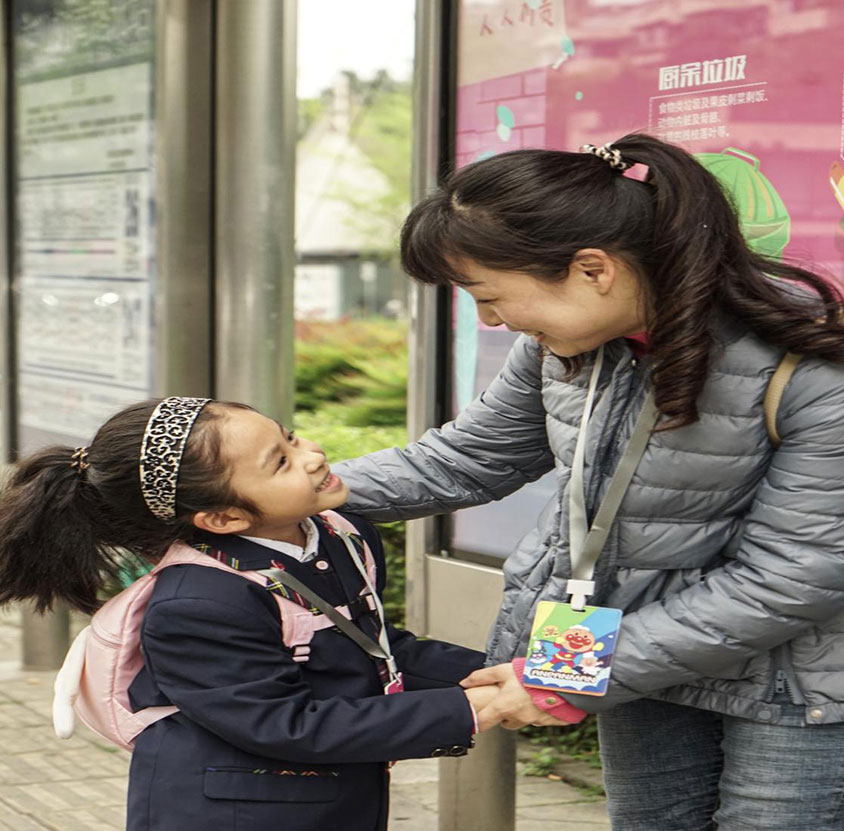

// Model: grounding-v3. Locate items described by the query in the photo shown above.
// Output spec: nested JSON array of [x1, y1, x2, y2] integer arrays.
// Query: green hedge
[[294, 319, 409, 625]]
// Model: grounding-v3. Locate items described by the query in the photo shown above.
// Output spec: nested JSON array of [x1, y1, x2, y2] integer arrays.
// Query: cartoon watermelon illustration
[[695, 147, 791, 260], [830, 160, 844, 214]]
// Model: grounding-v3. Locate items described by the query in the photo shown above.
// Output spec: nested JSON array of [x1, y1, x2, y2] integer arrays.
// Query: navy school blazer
[[126, 513, 485, 831]]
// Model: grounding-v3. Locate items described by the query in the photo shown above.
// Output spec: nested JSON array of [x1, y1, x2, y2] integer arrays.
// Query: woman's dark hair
[[0, 399, 258, 614], [401, 132, 844, 427]]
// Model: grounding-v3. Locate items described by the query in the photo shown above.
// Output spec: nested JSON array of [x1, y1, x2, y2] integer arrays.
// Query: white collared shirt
[[240, 517, 320, 563]]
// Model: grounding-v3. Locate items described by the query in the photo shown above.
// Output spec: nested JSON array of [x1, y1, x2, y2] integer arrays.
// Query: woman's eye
[[287, 430, 297, 443], [276, 455, 287, 471]]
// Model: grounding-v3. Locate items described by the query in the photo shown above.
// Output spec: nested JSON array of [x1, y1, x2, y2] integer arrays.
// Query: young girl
[[0, 396, 514, 831], [334, 133, 844, 830]]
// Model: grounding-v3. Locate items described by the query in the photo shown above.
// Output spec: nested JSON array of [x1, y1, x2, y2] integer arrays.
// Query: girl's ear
[[192, 508, 252, 535]]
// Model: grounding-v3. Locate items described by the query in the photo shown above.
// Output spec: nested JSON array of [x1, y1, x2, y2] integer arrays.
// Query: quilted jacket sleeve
[[563, 358, 844, 713], [333, 335, 554, 521]]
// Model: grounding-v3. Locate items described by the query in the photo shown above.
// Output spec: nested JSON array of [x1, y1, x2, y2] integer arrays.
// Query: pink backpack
[[52, 511, 375, 752]]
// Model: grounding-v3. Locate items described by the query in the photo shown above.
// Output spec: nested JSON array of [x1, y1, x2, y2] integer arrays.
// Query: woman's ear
[[192, 508, 252, 536], [571, 248, 617, 295]]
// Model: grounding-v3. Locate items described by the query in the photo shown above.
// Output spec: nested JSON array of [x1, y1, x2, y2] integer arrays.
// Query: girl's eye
[[476, 299, 496, 305], [276, 455, 287, 471], [287, 430, 297, 443]]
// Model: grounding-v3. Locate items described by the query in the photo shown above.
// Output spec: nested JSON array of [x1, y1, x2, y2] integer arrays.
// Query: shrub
[[294, 319, 409, 624]]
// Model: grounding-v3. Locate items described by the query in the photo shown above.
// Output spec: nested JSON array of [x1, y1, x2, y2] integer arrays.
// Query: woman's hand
[[461, 662, 574, 729]]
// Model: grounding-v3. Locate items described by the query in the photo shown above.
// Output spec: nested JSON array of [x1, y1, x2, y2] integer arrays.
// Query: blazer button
[[431, 748, 447, 757], [314, 560, 330, 571], [448, 746, 468, 757]]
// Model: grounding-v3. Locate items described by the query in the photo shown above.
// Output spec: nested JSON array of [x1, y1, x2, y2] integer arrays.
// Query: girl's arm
[[140, 582, 478, 764], [559, 359, 844, 713], [332, 335, 554, 522]]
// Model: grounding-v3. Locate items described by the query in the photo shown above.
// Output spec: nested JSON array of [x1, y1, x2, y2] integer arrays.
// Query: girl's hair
[[0, 399, 258, 615], [401, 132, 844, 427]]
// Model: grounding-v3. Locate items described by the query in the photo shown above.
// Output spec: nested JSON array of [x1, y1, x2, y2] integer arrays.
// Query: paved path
[[0, 609, 610, 830]]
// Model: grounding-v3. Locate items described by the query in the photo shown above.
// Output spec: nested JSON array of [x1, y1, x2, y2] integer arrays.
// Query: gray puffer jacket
[[334, 316, 844, 725]]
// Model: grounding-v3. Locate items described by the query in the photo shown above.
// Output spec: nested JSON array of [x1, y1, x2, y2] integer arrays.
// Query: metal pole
[[214, 0, 297, 423], [154, 0, 214, 397], [439, 729, 517, 831], [21, 602, 70, 671], [0, 0, 12, 461], [3, 0, 69, 666]]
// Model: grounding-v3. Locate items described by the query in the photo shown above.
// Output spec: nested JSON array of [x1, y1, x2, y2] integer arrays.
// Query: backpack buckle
[[291, 645, 311, 663]]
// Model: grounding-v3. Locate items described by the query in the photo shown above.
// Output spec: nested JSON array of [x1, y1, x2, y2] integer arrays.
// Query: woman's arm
[[332, 335, 554, 522]]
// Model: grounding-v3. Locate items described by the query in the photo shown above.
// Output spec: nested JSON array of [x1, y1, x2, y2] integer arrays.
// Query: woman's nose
[[476, 304, 503, 327]]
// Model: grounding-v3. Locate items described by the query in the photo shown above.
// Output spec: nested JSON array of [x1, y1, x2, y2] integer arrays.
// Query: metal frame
[[214, 0, 297, 423], [406, 0, 451, 635], [0, 0, 12, 462], [154, 0, 215, 397], [408, 0, 507, 660], [410, 5, 516, 829]]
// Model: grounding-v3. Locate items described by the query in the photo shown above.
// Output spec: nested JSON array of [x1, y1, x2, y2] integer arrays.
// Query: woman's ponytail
[[0, 446, 120, 615], [612, 132, 844, 426]]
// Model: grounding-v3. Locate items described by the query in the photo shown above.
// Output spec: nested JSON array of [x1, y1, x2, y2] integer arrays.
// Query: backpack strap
[[318, 510, 377, 586], [764, 352, 802, 448]]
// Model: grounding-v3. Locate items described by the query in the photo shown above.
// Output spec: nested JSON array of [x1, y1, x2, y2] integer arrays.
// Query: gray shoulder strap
[[258, 567, 389, 662]]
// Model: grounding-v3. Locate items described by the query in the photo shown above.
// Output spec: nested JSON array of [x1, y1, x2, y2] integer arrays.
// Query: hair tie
[[139, 396, 211, 521], [581, 142, 651, 183], [70, 447, 90, 474]]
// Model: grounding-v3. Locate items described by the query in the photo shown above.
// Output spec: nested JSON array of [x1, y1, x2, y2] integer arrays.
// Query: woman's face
[[457, 251, 647, 358]]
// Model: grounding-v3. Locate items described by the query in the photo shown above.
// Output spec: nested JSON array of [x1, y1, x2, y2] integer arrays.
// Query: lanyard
[[335, 528, 400, 679], [567, 346, 659, 610]]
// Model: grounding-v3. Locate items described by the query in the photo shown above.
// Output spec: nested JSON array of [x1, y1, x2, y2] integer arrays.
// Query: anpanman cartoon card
[[522, 601, 622, 696]]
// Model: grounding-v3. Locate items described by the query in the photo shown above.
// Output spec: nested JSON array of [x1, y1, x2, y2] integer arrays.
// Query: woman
[[333, 133, 844, 830]]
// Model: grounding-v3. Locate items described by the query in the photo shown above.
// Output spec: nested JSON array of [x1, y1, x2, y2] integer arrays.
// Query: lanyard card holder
[[523, 345, 658, 696], [522, 600, 622, 696]]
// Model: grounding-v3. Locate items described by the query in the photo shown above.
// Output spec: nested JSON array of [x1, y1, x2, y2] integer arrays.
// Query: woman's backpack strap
[[764, 351, 802, 448]]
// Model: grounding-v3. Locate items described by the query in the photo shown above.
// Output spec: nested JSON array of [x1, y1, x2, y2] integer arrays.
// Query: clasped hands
[[460, 661, 574, 732]]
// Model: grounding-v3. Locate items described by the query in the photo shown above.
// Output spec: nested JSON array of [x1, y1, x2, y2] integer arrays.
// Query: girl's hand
[[464, 684, 507, 731], [461, 662, 573, 729], [464, 684, 500, 711], [464, 684, 503, 731]]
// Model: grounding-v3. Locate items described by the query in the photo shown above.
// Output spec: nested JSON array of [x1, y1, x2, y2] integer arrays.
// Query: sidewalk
[[0, 609, 609, 830]]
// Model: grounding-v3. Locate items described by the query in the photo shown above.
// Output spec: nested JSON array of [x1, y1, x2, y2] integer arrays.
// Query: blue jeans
[[598, 698, 844, 830]]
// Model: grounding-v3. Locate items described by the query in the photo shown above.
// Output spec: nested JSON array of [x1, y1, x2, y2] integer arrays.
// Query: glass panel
[[451, 0, 844, 558], [13, 0, 155, 450]]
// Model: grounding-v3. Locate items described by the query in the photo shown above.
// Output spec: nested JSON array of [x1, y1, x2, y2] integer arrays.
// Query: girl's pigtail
[[0, 447, 119, 615]]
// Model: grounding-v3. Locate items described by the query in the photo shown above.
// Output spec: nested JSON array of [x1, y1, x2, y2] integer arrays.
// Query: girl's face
[[214, 409, 349, 542], [457, 251, 647, 357]]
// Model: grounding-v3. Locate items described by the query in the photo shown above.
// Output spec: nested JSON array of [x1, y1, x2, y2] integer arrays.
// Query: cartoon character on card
[[544, 625, 604, 676], [529, 625, 560, 662]]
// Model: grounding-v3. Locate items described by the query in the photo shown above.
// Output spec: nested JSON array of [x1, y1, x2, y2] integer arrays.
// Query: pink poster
[[456, 0, 844, 279], [450, 0, 844, 557]]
